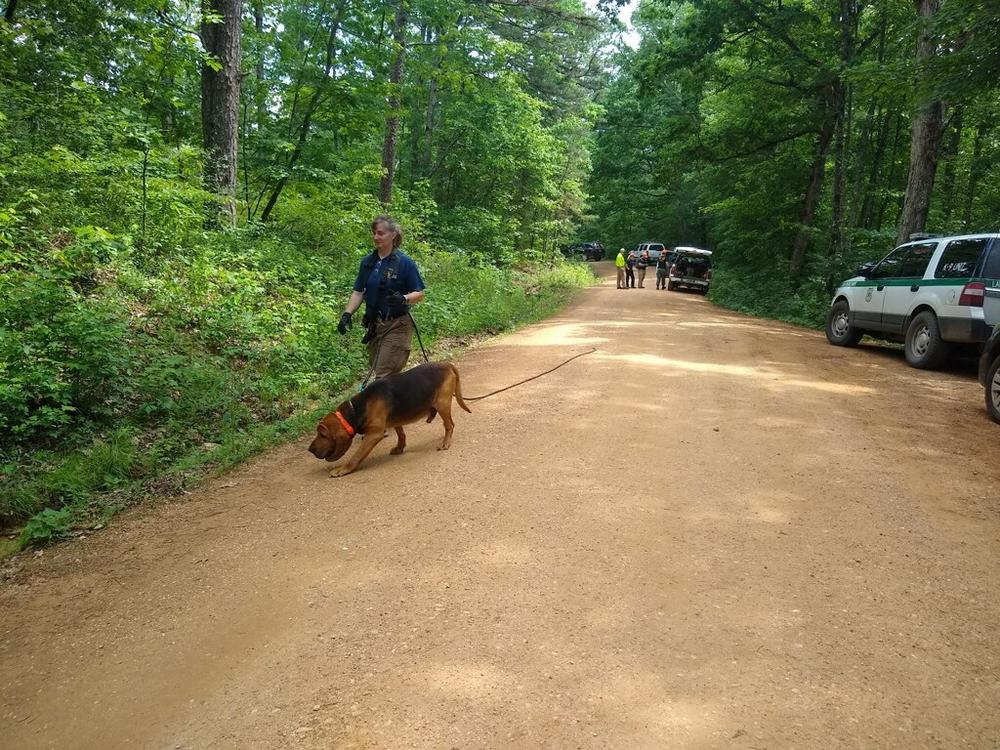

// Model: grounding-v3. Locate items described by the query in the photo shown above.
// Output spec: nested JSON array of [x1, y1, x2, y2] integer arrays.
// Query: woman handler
[[336, 215, 425, 378]]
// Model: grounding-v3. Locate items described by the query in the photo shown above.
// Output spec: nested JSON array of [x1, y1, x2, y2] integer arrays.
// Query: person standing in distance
[[615, 248, 626, 289], [656, 248, 671, 290], [336, 215, 426, 378], [636, 248, 650, 288]]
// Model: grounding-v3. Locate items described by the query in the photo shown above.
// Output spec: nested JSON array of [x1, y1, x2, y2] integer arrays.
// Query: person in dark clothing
[[637, 249, 650, 288], [656, 249, 672, 289], [625, 251, 637, 288], [337, 216, 426, 378]]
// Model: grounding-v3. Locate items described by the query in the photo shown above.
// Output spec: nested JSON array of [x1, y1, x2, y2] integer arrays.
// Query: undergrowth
[[1, 221, 593, 549]]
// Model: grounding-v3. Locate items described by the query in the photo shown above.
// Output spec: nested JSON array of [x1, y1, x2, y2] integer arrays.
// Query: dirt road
[[3, 262, 999, 749]]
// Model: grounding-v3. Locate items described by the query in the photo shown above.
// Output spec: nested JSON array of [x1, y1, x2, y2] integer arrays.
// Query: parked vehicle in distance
[[666, 248, 713, 293], [564, 242, 605, 261], [636, 242, 666, 264], [978, 283, 1000, 422], [826, 233, 1000, 369]]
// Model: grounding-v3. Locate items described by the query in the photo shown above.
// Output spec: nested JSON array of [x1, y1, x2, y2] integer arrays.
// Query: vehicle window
[[649, 244, 665, 253], [983, 240, 1000, 279], [935, 238, 989, 278], [870, 247, 909, 279], [897, 242, 936, 278]]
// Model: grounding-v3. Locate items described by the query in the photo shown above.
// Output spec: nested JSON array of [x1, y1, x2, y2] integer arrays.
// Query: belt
[[378, 308, 409, 322]]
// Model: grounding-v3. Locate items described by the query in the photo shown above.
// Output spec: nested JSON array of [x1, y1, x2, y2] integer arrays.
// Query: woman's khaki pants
[[367, 314, 413, 378]]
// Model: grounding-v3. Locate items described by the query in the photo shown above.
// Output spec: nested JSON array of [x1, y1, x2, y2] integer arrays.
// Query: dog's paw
[[390, 445, 405, 455], [329, 465, 353, 478], [437, 444, 450, 451]]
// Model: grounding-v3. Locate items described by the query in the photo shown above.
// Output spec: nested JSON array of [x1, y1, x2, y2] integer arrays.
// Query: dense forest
[[1, 0, 998, 541], [589, 0, 1000, 322]]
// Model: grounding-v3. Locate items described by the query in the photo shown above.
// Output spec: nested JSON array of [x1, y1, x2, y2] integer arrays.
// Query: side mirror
[[855, 261, 876, 278]]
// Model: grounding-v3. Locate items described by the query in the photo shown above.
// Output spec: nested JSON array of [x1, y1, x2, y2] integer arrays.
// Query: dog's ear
[[330, 433, 352, 460], [317, 421, 330, 437]]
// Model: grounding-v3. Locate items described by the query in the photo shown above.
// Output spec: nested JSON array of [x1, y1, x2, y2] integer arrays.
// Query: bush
[[0, 201, 593, 540], [708, 264, 830, 329]]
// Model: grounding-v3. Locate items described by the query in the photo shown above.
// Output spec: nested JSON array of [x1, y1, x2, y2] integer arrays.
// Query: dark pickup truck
[[666, 248, 713, 293]]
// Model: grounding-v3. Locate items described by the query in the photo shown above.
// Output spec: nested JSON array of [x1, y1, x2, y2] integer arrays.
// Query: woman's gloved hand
[[337, 311, 353, 335], [386, 291, 408, 317]]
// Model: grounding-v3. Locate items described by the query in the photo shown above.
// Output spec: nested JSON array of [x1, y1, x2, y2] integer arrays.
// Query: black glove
[[337, 311, 353, 335], [386, 291, 408, 317]]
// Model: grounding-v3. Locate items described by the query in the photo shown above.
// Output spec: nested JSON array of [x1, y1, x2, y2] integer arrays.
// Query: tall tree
[[201, 0, 243, 226], [896, 0, 945, 244], [380, 0, 409, 206], [258, 0, 345, 222]]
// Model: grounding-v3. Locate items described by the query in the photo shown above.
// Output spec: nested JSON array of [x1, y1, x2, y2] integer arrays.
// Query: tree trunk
[[254, 0, 267, 129], [856, 8, 888, 229], [859, 109, 890, 229], [379, 0, 409, 206], [896, 0, 945, 245], [201, 0, 242, 227], [259, 3, 345, 222], [4, 0, 18, 23], [421, 75, 438, 175], [828, 87, 848, 292], [789, 99, 837, 283], [827, 0, 858, 292], [406, 24, 431, 183], [848, 99, 875, 228], [962, 121, 987, 229], [938, 106, 963, 226], [876, 113, 906, 229]]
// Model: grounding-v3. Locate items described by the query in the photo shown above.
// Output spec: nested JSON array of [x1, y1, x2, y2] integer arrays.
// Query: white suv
[[636, 242, 666, 263], [826, 234, 1000, 368]]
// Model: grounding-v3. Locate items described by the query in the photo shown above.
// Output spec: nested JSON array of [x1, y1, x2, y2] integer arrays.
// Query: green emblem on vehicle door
[[865, 288, 873, 302]]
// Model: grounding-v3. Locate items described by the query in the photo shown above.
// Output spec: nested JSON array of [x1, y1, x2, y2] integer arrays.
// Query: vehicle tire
[[825, 300, 863, 346], [904, 310, 950, 369], [986, 355, 1000, 424], [666, 279, 674, 291]]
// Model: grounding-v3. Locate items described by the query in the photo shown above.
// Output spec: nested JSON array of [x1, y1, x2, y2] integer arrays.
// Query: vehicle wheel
[[904, 311, 950, 369], [986, 355, 1000, 423], [825, 300, 863, 346]]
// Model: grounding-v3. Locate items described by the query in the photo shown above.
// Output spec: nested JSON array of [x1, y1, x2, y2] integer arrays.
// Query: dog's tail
[[451, 364, 472, 414]]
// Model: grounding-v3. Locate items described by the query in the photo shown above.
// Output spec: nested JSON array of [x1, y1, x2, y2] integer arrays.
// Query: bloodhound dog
[[309, 362, 471, 477]]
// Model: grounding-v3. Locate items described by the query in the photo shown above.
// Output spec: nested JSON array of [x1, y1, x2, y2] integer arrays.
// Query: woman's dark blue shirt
[[352, 250, 425, 319]]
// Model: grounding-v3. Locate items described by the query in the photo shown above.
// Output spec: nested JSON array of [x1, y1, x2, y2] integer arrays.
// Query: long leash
[[409, 311, 431, 363], [362, 312, 595, 400], [360, 310, 430, 389], [463, 347, 596, 402], [407, 307, 597, 401]]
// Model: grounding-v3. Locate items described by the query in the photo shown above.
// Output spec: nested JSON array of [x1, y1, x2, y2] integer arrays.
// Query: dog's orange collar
[[334, 410, 355, 437]]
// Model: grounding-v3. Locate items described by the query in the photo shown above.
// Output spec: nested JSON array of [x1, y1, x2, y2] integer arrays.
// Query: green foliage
[[588, 0, 1000, 325], [0, 197, 592, 541], [19, 507, 76, 548], [1, 0, 610, 549], [708, 268, 830, 329]]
